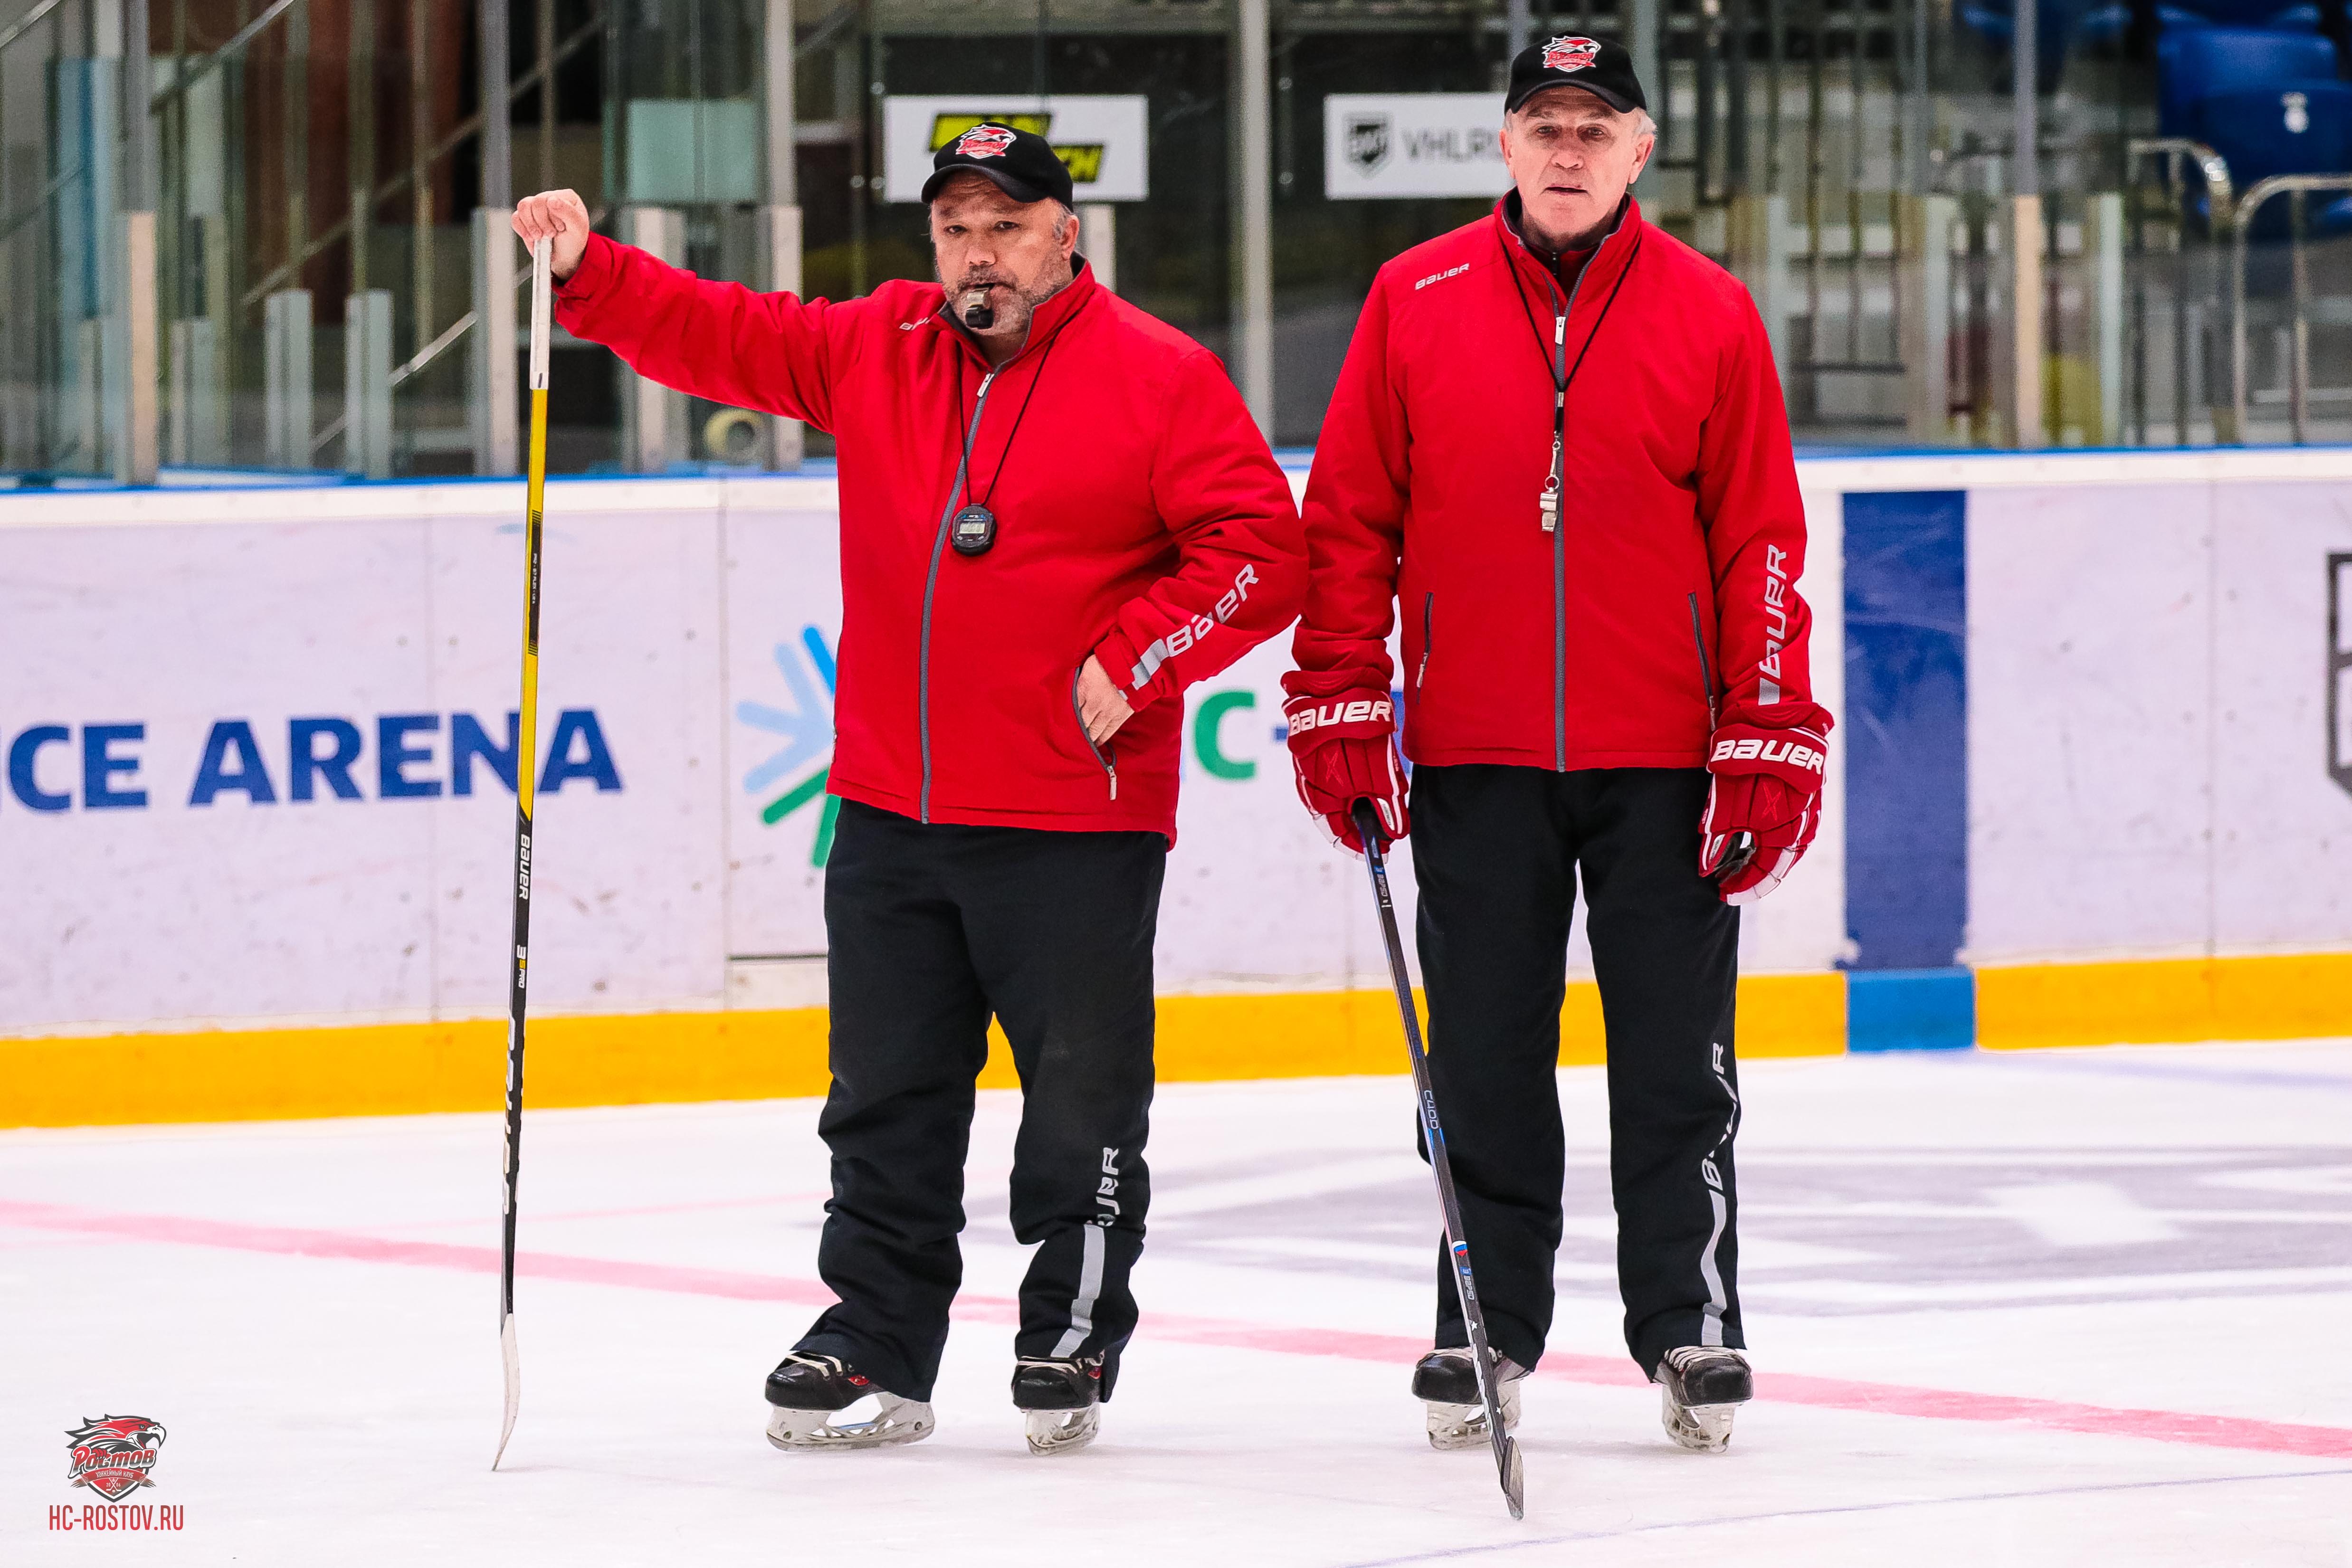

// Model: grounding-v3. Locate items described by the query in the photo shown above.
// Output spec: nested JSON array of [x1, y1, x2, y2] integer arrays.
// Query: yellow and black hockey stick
[[495, 235, 554, 1471]]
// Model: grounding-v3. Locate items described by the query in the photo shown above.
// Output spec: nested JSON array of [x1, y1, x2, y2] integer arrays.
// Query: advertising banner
[[881, 96, 1150, 204], [1323, 94, 1510, 201], [1965, 478, 2352, 964], [3, 471, 1847, 1040], [0, 494, 727, 1033]]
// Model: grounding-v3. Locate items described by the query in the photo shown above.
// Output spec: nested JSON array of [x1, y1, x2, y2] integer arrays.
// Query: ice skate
[[1410, 1346, 1528, 1452], [1012, 1357, 1104, 1455], [762, 1353, 935, 1451], [1653, 1346, 1751, 1452]]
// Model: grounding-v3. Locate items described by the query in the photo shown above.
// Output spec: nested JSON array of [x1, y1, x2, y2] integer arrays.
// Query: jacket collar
[[1493, 191, 1642, 304], [934, 255, 1101, 372]]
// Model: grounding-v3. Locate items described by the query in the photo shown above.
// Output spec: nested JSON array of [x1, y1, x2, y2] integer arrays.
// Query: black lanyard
[[959, 325, 1066, 511], [1500, 220, 1641, 531]]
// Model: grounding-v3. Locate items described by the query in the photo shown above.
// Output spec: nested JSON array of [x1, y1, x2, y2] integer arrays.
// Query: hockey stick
[[494, 235, 554, 1472], [1352, 801, 1526, 1521]]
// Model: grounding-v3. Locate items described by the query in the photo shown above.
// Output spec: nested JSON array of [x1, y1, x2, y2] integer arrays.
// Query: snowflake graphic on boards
[[737, 626, 840, 866]]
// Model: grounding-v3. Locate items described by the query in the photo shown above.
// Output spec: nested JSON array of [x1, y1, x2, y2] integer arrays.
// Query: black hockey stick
[[494, 236, 554, 1472], [1352, 801, 1526, 1521]]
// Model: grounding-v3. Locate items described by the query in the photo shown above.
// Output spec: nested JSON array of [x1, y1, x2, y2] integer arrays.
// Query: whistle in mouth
[[960, 289, 996, 330]]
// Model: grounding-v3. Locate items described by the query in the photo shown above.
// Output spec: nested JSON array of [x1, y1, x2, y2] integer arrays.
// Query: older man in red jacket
[[516, 124, 1303, 1457], [1285, 39, 1831, 1455]]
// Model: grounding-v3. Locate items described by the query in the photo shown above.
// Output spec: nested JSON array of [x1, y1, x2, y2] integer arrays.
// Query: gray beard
[[946, 265, 1075, 342]]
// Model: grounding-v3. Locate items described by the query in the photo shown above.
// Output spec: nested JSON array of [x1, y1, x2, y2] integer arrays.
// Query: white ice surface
[[4, 1041, 2350, 1565]]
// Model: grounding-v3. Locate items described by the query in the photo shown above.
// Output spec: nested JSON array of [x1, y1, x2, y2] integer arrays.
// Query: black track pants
[[794, 799, 1164, 1403], [1412, 764, 1743, 1377]]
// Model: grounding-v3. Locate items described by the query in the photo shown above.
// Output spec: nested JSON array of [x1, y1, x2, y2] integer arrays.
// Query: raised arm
[[513, 188, 851, 432]]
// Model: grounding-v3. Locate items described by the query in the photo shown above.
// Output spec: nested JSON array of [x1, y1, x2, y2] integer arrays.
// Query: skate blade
[[1023, 1406, 1101, 1456], [1424, 1379, 1523, 1451], [764, 1393, 935, 1452], [1660, 1388, 1737, 1453]]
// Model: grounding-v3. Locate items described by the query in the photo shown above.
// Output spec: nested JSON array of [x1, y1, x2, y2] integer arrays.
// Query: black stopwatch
[[950, 504, 997, 555]]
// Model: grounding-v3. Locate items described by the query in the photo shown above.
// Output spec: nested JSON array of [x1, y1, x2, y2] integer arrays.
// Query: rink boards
[[3, 449, 2351, 1123]]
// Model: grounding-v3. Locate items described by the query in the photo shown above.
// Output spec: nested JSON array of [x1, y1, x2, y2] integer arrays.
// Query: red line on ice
[[6, 1197, 2348, 1462]]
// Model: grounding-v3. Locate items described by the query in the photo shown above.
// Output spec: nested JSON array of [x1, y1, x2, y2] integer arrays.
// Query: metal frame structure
[[2231, 173, 2352, 447]]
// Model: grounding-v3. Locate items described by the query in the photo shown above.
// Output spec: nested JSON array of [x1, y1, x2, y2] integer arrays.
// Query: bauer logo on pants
[[64, 1416, 167, 1502]]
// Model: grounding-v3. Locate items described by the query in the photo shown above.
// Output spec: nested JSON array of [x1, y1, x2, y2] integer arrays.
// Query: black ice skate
[[1010, 1356, 1104, 1456], [1653, 1345, 1752, 1452], [762, 1352, 935, 1451], [1411, 1347, 1529, 1452]]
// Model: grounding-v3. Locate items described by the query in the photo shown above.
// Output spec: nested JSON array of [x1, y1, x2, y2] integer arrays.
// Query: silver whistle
[[959, 288, 996, 330], [1539, 486, 1559, 533]]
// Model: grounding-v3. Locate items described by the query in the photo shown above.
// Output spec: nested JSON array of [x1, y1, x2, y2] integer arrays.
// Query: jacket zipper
[[1546, 262, 1583, 773], [1070, 665, 1118, 800], [1417, 590, 1433, 689], [917, 365, 997, 822], [1688, 590, 1721, 732]]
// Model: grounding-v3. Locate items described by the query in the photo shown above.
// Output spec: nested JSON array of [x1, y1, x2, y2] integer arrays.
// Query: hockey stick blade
[[1353, 801, 1528, 1523], [494, 1313, 520, 1470]]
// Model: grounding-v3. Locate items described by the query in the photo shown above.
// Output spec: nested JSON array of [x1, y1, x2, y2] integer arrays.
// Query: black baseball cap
[[1505, 35, 1647, 115], [920, 120, 1076, 208]]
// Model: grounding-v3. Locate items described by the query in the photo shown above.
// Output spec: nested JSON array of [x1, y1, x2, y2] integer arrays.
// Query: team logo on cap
[[1541, 35, 1602, 72], [954, 124, 1017, 160]]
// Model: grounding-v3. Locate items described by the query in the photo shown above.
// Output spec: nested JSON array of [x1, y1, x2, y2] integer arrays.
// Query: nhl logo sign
[[1542, 35, 1602, 73], [65, 1416, 168, 1503], [1345, 113, 1392, 176], [954, 124, 1016, 160]]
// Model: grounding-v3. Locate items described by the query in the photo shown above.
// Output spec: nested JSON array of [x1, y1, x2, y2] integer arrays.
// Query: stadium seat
[[2157, 26, 2340, 135], [2195, 81, 2352, 233], [2167, 0, 2323, 29], [2084, 1, 2321, 43]]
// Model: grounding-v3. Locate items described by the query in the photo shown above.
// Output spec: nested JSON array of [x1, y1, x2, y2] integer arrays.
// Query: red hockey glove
[[1699, 715, 1831, 905], [1284, 688, 1407, 854]]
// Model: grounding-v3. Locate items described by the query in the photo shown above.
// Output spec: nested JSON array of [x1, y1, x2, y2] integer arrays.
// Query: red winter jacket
[[556, 238, 1303, 841], [1289, 195, 1826, 770]]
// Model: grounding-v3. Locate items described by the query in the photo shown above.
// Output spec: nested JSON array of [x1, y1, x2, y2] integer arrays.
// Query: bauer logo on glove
[[1707, 733, 1826, 774], [1280, 684, 1407, 854], [1288, 694, 1393, 737], [1699, 714, 1833, 905]]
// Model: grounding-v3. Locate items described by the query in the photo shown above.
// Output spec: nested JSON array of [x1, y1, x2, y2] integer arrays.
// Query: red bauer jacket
[[556, 238, 1304, 841], [1290, 196, 1826, 769]]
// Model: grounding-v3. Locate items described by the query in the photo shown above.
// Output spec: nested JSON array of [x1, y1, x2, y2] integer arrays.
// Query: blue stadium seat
[[2166, 0, 2323, 29], [2195, 82, 2352, 234], [2084, 1, 2322, 43], [2158, 27, 2340, 135]]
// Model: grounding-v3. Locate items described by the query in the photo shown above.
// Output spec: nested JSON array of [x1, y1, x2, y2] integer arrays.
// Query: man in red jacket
[[1285, 39, 1831, 1455], [514, 124, 1303, 1456]]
